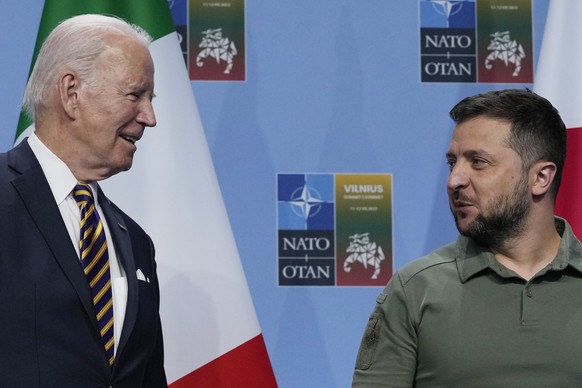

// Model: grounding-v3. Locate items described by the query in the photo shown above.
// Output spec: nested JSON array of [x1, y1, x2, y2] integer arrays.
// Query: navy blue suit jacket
[[0, 139, 167, 387]]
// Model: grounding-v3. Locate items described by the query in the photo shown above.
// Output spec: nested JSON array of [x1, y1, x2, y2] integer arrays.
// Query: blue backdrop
[[0, 1, 550, 386]]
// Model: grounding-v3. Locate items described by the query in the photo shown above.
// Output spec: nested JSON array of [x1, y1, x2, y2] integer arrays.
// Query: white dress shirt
[[28, 133, 127, 356]]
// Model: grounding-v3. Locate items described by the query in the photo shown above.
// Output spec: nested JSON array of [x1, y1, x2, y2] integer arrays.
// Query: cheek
[[87, 127, 120, 154]]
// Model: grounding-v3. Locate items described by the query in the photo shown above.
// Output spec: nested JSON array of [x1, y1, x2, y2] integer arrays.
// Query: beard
[[451, 174, 530, 249]]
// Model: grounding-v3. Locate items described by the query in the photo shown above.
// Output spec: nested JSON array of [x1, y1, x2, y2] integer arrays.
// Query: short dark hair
[[449, 89, 567, 200]]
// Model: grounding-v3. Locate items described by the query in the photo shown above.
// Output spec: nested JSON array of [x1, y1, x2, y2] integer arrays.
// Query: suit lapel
[[10, 140, 140, 362], [9, 141, 98, 332], [96, 187, 138, 360]]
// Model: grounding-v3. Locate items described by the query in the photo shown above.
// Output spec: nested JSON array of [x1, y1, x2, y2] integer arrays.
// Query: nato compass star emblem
[[288, 184, 324, 224], [277, 173, 335, 231], [425, 0, 475, 27]]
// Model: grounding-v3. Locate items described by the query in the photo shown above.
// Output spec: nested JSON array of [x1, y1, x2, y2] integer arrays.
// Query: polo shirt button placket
[[521, 284, 539, 325]]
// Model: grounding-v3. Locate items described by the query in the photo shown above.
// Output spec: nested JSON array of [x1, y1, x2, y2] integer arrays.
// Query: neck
[[492, 216, 560, 281], [35, 125, 109, 183]]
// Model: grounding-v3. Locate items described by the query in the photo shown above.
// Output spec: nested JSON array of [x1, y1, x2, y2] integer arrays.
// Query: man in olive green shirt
[[353, 89, 582, 387]]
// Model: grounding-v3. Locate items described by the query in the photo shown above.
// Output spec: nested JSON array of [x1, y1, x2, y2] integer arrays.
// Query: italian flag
[[534, 0, 582, 238], [15, 1, 277, 386]]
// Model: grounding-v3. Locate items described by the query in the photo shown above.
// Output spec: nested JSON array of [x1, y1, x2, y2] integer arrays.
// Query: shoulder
[[396, 241, 459, 285], [374, 240, 461, 319], [0, 139, 36, 173]]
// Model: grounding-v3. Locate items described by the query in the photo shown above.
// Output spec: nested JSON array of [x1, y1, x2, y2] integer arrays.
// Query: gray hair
[[21, 14, 152, 119]]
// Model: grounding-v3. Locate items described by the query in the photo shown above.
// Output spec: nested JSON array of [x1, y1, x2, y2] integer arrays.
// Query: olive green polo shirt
[[353, 217, 582, 388]]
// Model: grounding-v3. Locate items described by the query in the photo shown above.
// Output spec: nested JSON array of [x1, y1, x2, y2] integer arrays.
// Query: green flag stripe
[[15, 0, 175, 140]]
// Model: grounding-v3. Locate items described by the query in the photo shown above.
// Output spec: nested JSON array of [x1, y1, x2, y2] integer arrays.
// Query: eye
[[446, 159, 456, 170], [128, 89, 149, 101], [129, 90, 155, 102], [471, 158, 487, 168]]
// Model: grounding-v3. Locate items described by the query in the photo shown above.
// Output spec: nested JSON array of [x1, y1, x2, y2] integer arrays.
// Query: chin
[[454, 214, 474, 234], [106, 163, 133, 178], [118, 156, 135, 172], [118, 165, 133, 174]]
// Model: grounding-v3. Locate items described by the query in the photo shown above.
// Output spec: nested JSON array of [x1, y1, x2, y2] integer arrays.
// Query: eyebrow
[[446, 149, 493, 159]]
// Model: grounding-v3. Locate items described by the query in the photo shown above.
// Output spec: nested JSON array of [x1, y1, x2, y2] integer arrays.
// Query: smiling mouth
[[121, 135, 138, 144]]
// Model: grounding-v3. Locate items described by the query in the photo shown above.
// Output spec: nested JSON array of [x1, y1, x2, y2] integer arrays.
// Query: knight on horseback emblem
[[484, 31, 525, 77], [343, 233, 385, 279], [195, 28, 238, 74]]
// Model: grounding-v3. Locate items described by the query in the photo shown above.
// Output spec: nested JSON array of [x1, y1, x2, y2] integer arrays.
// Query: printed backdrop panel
[[0, 1, 551, 386]]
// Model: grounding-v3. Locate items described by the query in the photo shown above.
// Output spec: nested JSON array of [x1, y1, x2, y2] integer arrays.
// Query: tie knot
[[73, 184, 94, 208]]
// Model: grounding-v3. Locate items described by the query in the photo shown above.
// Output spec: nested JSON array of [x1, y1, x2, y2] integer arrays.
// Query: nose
[[447, 162, 469, 192], [138, 99, 157, 128]]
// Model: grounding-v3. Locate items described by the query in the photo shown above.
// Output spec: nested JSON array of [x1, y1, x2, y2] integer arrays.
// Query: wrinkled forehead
[[96, 36, 154, 75]]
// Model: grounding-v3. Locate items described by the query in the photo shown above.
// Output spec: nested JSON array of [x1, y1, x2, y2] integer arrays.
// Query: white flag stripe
[[15, 127, 33, 146], [102, 32, 261, 383], [535, 0, 582, 128]]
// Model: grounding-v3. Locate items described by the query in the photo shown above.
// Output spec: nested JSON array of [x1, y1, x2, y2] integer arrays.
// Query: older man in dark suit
[[0, 14, 167, 387]]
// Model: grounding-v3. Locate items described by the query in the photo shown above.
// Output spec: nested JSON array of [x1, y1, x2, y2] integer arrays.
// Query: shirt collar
[[554, 217, 582, 274], [455, 217, 582, 282], [27, 132, 84, 204], [455, 235, 494, 283]]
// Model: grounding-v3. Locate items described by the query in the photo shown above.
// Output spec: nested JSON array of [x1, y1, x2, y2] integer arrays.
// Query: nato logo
[[277, 174, 335, 286], [420, 0, 475, 28], [277, 174, 334, 231], [420, 0, 476, 82], [168, 0, 187, 63]]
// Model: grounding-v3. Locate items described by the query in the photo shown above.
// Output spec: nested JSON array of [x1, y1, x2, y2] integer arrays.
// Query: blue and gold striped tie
[[73, 184, 115, 366]]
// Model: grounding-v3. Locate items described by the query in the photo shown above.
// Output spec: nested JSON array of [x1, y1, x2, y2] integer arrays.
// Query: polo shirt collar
[[554, 217, 582, 274], [455, 217, 582, 282], [455, 235, 493, 283]]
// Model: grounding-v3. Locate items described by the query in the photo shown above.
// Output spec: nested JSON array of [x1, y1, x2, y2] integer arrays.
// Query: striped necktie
[[73, 184, 115, 366]]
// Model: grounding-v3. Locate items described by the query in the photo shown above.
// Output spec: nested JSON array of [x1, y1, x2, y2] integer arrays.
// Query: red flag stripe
[[555, 127, 582, 238], [169, 334, 277, 388]]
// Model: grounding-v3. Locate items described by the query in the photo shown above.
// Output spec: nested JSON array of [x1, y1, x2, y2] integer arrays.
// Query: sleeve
[[143, 237, 168, 388], [352, 272, 417, 387]]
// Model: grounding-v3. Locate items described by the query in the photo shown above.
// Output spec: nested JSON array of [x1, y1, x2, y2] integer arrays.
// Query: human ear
[[59, 73, 80, 119], [531, 161, 557, 196]]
